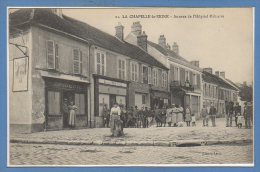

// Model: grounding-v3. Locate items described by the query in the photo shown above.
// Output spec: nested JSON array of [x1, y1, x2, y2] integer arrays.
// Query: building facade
[[202, 69, 238, 117], [9, 9, 169, 132], [125, 22, 203, 118]]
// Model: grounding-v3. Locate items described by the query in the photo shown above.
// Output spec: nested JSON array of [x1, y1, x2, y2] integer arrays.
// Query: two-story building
[[9, 9, 91, 133], [202, 68, 238, 116], [9, 9, 169, 131], [125, 22, 203, 118]]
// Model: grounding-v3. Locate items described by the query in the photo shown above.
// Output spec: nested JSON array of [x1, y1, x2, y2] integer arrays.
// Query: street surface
[[10, 143, 253, 165], [10, 118, 253, 144]]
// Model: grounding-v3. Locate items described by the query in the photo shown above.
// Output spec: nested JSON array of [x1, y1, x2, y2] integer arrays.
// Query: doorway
[[109, 95, 116, 109], [62, 92, 74, 128]]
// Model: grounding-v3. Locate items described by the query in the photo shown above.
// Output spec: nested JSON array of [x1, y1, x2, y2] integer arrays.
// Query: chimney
[[215, 71, 220, 77], [158, 35, 166, 48], [51, 8, 63, 18], [203, 67, 213, 74], [131, 21, 142, 35], [172, 42, 179, 55], [137, 31, 148, 51], [190, 60, 199, 67], [220, 71, 225, 78], [115, 22, 124, 41]]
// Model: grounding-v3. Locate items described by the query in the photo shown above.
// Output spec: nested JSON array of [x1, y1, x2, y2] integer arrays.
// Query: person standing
[[201, 104, 208, 127], [228, 101, 234, 127], [102, 104, 110, 128], [110, 103, 123, 137], [244, 102, 253, 129], [209, 103, 217, 127], [225, 99, 230, 127], [176, 104, 184, 125], [68, 101, 78, 128], [166, 105, 173, 127], [185, 106, 192, 127], [234, 102, 241, 127]]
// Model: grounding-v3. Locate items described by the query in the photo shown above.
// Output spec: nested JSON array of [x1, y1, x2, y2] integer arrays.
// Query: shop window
[[130, 61, 138, 82], [75, 93, 85, 115], [118, 59, 126, 80], [96, 51, 106, 75], [48, 91, 60, 115], [73, 49, 82, 74]]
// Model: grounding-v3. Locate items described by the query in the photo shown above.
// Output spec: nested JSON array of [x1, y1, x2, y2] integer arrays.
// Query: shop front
[[150, 89, 170, 109], [93, 75, 129, 127], [44, 77, 88, 130]]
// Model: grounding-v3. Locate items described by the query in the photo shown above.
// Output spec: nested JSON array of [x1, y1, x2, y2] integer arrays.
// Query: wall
[[9, 29, 33, 133]]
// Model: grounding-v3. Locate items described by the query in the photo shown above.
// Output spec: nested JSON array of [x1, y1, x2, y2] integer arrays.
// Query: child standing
[[191, 114, 196, 127]]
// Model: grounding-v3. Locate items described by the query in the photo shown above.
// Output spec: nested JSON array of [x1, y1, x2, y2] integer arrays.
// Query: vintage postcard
[[8, 7, 254, 167]]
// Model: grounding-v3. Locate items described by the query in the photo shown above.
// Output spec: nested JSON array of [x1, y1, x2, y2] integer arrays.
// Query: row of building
[[9, 9, 239, 133]]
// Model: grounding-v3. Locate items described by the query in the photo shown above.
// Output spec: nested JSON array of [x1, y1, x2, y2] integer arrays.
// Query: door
[[109, 95, 116, 109], [62, 92, 74, 128]]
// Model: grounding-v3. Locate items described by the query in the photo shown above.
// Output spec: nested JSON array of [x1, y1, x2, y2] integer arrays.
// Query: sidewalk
[[10, 118, 253, 147]]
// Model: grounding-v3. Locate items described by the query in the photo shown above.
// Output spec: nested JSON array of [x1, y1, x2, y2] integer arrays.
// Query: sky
[[45, 8, 254, 83]]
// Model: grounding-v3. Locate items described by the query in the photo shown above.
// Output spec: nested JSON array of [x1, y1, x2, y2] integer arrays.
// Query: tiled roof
[[9, 9, 168, 70], [202, 71, 237, 90]]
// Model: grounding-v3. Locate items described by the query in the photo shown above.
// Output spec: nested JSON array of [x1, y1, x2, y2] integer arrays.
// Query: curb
[[10, 138, 253, 147]]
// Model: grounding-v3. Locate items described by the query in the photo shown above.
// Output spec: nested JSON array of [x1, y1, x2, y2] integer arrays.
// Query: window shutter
[[189, 71, 193, 85], [197, 74, 201, 89], [80, 50, 83, 74], [180, 68, 185, 85], [47, 40, 55, 69], [73, 49, 80, 74], [55, 44, 59, 70], [148, 67, 151, 84]]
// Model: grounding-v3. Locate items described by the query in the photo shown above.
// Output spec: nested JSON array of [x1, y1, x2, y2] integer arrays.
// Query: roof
[[202, 71, 237, 90], [9, 9, 168, 70]]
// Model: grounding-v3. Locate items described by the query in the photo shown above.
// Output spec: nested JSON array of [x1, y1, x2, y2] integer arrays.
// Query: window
[[96, 51, 106, 75], [48, 91, 60, 115], [193, 73, 197, 85], [142, 95, 146, 104], [162, 71, 167, 88], [130, 61, 138, 82], [118, 59, 126, 80], [47, 40, 55, 69], [75, 93, 85, 114], [148, 67, 152, 84], [73, 49, 82, 74], [152, 68, 158, 86], [185, 70, 190, 82], [142, 65, 148, 84], [174, 67, 179, 81]]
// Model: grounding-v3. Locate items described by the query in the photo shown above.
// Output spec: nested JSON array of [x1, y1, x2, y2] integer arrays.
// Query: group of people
[[225, 100, 253, 129], [200, 103, 217, 127], [102, 103, 200, 137]]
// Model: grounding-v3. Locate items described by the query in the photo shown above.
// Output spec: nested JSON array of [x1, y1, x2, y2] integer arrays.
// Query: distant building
[[126, 22, 203, 118], [202, 69, 239, 116]]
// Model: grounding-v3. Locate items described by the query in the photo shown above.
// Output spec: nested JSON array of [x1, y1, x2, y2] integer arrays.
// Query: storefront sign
[[98, 79, 127, 88], [45, 79, 87, 91], [13, 57, 28, 92]]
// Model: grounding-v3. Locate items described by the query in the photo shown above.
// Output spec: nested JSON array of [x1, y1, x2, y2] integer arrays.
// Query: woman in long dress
[[176, 104, 184, 124], [110, 103, 123, 137], [185, 106, 192, 127], [68, 101, 78, 128]]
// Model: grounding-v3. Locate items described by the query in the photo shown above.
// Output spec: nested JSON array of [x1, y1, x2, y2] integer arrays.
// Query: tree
[[239, 84, 253, 102]]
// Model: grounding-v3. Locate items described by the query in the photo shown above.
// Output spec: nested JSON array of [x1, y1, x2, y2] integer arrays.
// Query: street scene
[[8, 8, 253, 166]]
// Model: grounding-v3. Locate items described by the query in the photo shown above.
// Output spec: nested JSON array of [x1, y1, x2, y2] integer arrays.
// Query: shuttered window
[[162, 71, 167, 88], [47, 40, 55, 69], [96, 52, 105, 75], [75, 93, 85, 114], [48, 91, 60, 115], [73, 49, 82, 74], [180, 68, 185, 85], [152, 68, 158, 86], [118, 59, 126, 80], [131, 62, 138, 82], [142, 65, 148, 84]]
